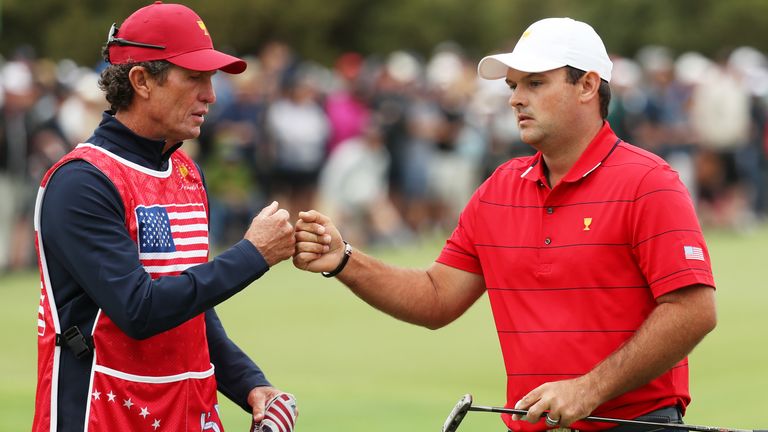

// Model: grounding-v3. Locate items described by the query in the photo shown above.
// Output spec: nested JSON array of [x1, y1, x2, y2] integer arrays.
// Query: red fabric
[[33, 144, 220, 431], [108, 2, 245, 73], [87, 371, 220, 432], [32, 235, 57, 432], [437, 123, 714, 431]]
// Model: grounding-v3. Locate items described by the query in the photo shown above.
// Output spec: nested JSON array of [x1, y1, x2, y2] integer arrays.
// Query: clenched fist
[[293, 210, 342, 273], [245, 201, 295, 267]]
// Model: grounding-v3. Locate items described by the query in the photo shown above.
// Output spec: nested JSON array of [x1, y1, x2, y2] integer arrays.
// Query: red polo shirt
[[437, 122, 715, 431]]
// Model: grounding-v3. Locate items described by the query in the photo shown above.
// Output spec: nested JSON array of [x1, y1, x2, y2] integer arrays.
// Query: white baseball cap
[[478, 17, 613, 82]]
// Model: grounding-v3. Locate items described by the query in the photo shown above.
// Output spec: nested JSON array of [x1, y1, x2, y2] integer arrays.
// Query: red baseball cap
[[107, 1, 246, 74]]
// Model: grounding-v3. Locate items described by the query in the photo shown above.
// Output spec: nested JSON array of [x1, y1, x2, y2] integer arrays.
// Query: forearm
[[335, 251, 448, 329], [295, 209, 486, 329], [582, 285, 717, 406], [95, 240, 268, 338]]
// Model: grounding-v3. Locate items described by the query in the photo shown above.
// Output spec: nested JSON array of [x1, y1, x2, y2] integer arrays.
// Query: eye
[[529, 80, 543, 88], [190, 72, 215, 82]]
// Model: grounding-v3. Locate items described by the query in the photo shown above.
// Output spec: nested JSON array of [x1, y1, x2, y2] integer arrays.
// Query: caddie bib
[[33, 143, 223, 431]]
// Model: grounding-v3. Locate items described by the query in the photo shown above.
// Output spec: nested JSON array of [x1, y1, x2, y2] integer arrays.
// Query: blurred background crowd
[[1, 38, 767, 273]]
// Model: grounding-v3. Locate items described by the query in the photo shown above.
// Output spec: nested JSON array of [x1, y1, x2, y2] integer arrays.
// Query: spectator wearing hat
[[32, 3, 296, 431]]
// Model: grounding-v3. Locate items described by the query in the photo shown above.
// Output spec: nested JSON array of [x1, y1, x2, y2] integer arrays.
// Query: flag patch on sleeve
[[684, 245, 705, 261]]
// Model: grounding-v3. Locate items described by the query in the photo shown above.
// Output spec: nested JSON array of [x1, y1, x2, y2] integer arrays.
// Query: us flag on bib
[[136, 203, 208, 277]]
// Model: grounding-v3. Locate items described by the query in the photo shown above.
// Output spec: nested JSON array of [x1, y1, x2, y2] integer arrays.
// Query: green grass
[[2, 226, 767, 431]]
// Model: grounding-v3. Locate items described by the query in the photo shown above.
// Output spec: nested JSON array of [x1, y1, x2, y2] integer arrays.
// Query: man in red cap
[[32, 3, 296, 431]]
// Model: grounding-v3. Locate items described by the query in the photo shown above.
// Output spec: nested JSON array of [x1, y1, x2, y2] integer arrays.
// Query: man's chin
[[519, 131, 540, 147], [171, 128, 202, 143]]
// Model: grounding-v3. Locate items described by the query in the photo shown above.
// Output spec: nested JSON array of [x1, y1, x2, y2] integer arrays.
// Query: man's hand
[[246, 386, 284, 423], [511, 285, 716, 428], [245, 201, 295, 267], [512, 376, 601, 428], [248, 387, 298, 431], [293, 210, 343, 273]]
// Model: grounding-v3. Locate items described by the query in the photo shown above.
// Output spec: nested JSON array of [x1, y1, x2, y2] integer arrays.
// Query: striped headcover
[[253, 393, 298, 432]]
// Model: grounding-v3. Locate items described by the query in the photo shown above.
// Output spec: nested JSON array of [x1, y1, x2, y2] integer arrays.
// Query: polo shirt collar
[[520, 121, 621, 184]]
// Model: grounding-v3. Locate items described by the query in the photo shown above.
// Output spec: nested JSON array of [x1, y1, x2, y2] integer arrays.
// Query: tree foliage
[[2, 0, 767, 66]]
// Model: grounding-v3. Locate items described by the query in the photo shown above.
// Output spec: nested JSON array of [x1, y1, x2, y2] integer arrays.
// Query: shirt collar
[[520, 122, 621, 184], [91, 111, 183, 170]]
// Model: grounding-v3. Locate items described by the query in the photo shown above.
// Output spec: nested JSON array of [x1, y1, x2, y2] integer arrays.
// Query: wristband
[[322, 241, 352, 278]]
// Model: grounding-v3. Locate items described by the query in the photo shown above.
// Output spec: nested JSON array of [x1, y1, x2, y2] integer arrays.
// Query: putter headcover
[[252, 393, 298, 432]]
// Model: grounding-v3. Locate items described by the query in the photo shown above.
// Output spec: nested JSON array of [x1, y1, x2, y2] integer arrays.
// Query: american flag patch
[[136, 203, 208, 276], [684, 245, 705, 261]]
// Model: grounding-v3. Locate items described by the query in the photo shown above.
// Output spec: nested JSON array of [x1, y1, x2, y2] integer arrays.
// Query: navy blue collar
[[86, 111, 183, 171]]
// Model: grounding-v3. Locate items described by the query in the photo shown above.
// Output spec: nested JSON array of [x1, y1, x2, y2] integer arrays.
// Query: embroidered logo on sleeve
[[684, 245, 705, 261]]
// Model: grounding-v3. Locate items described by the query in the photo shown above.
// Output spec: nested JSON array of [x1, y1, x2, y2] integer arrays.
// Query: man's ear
[[579, 70, 601, 103], [127, 66, 152, 100]]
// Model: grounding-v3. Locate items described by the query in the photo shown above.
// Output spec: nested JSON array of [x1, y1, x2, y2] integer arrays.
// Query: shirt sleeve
[[40, 160, 271, 339], [630, 164, 716, 297], [437, 187, 483, 274], [206, 308, 271, 412]]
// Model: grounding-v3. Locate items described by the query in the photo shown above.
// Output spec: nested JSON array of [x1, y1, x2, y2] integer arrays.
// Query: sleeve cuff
[[229, 239, 270, 278]]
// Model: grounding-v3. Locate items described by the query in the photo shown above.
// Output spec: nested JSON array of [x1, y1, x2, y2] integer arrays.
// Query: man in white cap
[[32, 2, 296, 431], [294, 17, 717, 431]]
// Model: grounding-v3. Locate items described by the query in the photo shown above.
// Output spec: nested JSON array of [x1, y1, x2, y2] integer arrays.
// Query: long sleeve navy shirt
[[40, 112, 271, 430]]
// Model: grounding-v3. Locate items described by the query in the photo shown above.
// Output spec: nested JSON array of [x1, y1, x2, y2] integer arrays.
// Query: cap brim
[[167, 49, 247, 74], [478, 53, 566, 80]]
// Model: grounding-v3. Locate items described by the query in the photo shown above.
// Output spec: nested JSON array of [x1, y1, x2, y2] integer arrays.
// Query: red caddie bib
[[33, 143, 223, 431]]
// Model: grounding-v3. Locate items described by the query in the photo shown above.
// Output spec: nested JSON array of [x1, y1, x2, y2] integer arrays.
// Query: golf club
[[442, 394, 766, 432]]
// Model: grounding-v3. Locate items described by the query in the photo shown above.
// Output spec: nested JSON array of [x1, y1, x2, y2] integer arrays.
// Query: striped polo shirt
[[437, 122, 715, 431]]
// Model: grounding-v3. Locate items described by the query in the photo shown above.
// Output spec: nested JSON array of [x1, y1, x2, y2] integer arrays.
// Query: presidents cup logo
[[197, 20, 209, 36], [178, 162, 203, 191], [583, 217, 593, 231]]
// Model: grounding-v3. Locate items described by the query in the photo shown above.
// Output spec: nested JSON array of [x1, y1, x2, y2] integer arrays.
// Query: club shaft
[[468, 406, 759, 432]]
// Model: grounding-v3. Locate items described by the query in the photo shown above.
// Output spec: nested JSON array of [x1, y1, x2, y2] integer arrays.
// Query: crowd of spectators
[[2, 41, 767, 272]]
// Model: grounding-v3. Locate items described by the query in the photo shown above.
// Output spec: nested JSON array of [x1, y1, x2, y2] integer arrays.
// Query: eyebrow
[[504, 72, 543, 86]]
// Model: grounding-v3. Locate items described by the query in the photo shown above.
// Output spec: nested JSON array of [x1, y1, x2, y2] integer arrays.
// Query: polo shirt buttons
[[546, 207, 554, 214], [544, 237, 551, 245]]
